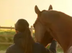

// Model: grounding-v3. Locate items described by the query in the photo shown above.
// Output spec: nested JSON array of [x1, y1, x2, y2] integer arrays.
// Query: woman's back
[[6, 43, 50, 53]]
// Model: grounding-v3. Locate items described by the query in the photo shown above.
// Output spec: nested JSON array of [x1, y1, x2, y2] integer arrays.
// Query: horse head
[[34, 5, 53, 46]]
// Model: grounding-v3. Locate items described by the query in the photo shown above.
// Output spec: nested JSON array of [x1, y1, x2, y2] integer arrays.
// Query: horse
[[34, 5, 53, 47], [34, 5, 57, 53], [34, 5, 72, 53]]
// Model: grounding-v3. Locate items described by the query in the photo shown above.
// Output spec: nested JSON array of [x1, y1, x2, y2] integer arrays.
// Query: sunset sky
[[0, 0, 72, 27]]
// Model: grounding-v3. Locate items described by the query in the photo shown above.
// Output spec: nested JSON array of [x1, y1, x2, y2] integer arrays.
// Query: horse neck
[[46, 27, 71, 52]]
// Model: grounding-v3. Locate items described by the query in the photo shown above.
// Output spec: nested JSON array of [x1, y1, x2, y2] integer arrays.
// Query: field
[[0, 29, 15, 53], [0, 50, 5, 53], [0, 29, 63, 53]]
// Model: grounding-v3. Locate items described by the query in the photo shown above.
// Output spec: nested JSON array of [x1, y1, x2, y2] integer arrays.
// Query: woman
[[6, 19, 51, 53]]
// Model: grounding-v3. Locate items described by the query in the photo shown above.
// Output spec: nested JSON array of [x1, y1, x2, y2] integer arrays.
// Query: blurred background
[[0, 0, 72, 53]]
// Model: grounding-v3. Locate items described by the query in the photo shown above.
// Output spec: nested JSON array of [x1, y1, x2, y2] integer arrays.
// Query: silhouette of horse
[[34, 5, 72, 53]]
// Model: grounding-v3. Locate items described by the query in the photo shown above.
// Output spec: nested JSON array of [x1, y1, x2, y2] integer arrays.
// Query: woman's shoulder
[[6, 44, 16, 53], [6, 44, 24, 53]]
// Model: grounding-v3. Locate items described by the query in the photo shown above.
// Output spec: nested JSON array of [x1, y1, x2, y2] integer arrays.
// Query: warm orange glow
[[0, 0, 72, 27]]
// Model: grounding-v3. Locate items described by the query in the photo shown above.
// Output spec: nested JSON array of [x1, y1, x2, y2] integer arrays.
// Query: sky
[[0, 0, 72, 27]]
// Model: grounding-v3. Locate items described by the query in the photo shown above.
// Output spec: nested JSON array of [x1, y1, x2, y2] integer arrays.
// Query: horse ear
[[35, 5, 41, 15], [48, 5, 53, 10]]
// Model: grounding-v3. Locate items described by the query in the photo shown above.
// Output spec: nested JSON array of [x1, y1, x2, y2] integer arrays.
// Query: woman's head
[[15, 19, 29, 32]]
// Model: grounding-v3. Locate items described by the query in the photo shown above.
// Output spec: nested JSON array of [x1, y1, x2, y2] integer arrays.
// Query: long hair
[[15, 19, 35, 53], [23, 27, 35, 53]]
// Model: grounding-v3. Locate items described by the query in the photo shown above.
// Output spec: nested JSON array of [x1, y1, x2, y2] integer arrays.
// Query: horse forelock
[[41, 10, 48, 14], [41, 10, 47, 12]]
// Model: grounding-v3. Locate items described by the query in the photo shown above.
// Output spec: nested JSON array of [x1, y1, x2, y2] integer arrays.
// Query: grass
[[0, 44, 12, 50], [0, 50, 6, 53], [0, 29, 63, 53], [0, 29, 15, 43], [0, 29, 15, 35], [0, 29, 14, 52], [0, 44, 12, 53]]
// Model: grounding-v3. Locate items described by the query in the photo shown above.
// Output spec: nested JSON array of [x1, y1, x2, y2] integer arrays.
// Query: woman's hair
[[15, 19, 29, 32], [15, 19, 35, 53]]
